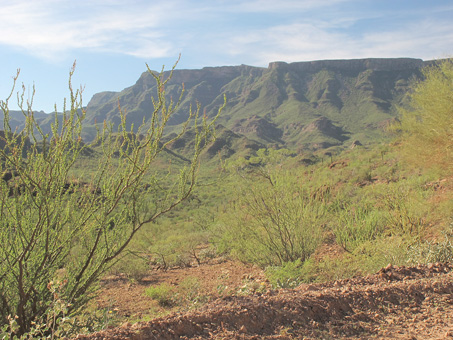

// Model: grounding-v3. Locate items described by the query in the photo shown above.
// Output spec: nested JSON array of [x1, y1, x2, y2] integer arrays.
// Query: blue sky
[[1, 0, 452, 112]]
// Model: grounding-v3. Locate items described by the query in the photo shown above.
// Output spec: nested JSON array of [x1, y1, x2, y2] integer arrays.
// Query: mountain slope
[[84, 58, 427, 151]]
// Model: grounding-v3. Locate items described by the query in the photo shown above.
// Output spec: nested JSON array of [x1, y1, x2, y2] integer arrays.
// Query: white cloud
[[0, 0, 178, 61], [0, 0, 356, 60], [221, 0, 350, 13], [0, 0, 452, 66], [361, 20, 453, 60], [226, 23, 354, 64], [215, 12, 453, 67]]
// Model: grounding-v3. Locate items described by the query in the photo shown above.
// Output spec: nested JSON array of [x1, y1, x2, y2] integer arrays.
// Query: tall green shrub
[[393, 59, 453, 171], [227, 170, 325, 267], [0, 61, 224, 336]]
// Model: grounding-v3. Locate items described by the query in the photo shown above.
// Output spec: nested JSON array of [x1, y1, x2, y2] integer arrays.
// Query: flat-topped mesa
[[82, 56, 437, 147], [134, 64, 262, 89], [268, 58, 425, 73]]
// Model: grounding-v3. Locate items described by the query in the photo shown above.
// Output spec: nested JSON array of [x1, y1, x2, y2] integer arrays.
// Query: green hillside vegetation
[[100, 59, 453, 303], [83, 58, 427, 150], [1, 59, 453, 338]]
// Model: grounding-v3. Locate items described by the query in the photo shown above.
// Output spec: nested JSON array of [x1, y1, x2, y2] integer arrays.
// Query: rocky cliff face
[[84, 57, 435, 151], [268, 58, 424, 73]]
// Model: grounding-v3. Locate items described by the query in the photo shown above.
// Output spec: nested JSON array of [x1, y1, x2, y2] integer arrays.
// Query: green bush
[[0, 61, 223, 337], [145, 277, 207, 308], [352, 235, 414, 271], [381, 185, 427, 236], [406, 225, 453, 264], [393, 59, 453, 172], [265, 259, 304, 289], [145, 283, 175, 307], [225, 170, 325, 267], [334, 204, 384, 252]]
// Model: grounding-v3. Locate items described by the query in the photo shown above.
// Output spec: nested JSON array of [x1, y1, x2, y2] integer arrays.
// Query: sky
[[0, 0, 452, 112]]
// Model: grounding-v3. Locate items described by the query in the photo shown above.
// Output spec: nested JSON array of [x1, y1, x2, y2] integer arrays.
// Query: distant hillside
[[84, 58, 431, 152], [2, 58, 436, 155], [0, 109, 94, 142], [163, 123, 264, 161], [0, 110, 48, 131]]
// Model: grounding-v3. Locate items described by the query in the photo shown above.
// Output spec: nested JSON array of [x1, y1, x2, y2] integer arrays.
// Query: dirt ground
[[94, 259, 267, 320], [73, 261, 453, 339]]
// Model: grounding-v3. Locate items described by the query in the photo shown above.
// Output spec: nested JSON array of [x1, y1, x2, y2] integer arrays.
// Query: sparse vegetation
[[1, 58, 453, 338]]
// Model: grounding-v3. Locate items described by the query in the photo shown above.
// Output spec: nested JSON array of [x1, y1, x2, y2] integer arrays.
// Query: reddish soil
[[95, 259, 266, 320], [74, 262, 453, 339]]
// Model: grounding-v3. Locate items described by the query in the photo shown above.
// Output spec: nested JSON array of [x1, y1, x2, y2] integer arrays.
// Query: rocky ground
[[73, 262, 453, 339]]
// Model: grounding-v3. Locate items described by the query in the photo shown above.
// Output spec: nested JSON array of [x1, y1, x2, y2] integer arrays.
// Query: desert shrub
[[145, 277, 207, 308], [300, 253, 377, 282], [392, 58, 453, 172], [296, 235, 415, 283], [351, 166, 373, 184], [198, 246, 218, 262], [226, 170, 325, 267], [0, 61, 224, 336], [265, 259, 304, 289], [352, 235, 414, 270], [146, 232, 200, 270], [334, 204, 385, 252], [236, 278, 267, 295], [266, 255, 370, 286], [176, 277, 200, 302], [380, 185, 427, 236], [406, 225, 453, 264], [145, 283, 175, 307]]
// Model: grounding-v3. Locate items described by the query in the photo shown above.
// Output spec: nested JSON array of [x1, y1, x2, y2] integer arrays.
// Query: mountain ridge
[[83, 57, 432, 152], [4, 58, 443, 154]]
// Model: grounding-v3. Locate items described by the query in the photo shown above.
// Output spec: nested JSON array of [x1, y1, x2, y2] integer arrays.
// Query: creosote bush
[[0, 60, 224, 337]]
